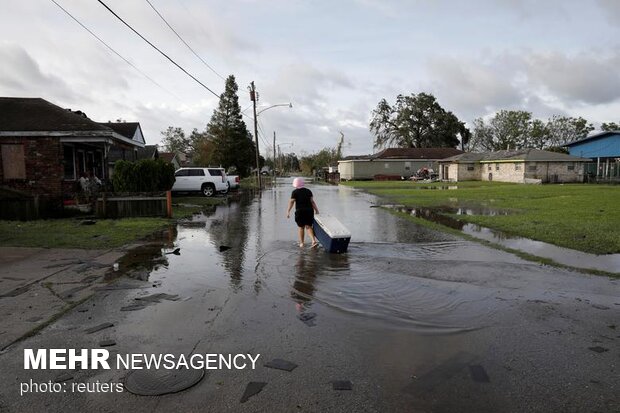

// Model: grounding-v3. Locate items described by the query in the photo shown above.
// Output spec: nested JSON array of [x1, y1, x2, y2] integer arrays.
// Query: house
[[159, 152, 181, 169], [0, 97, 144, 211], [438, 149, 591, 183], [137, 145, 160, 160], [104, 122, 148, 175], [564, 131, 620, 180], [338, 147, 464, 180]]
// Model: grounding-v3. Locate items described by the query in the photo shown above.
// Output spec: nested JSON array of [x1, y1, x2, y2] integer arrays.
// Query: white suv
[[172, 167, 228, 197]]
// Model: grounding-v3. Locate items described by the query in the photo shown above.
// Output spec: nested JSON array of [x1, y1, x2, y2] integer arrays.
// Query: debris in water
[[165, 248, 181, 255], [85, 322, 114, 334], [219, 245, 231, 252], [588, 346, 609, 353], [298, 312, 317, 326], [240, 382, 267, 403], [135, 293, 179, 302], [469, 365, 490, 382], [332, 380, 352, 390], [125, 368, 204, 396], [54, 373, 74, 383], [591, 304, 609, 310], [120, 304, 148, 312], [26, 316, 43, 322], [99, 340, 116, 347], [264, 359, 298, 372]]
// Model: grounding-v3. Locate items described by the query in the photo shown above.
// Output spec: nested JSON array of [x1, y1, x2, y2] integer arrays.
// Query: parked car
[[171, 167, 228, 197], [227, 175, 240, 190]]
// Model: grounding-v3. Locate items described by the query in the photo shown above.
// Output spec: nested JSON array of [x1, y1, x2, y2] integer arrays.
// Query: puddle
[[384, 205, 619, 274], [462, 224, 620, 274]]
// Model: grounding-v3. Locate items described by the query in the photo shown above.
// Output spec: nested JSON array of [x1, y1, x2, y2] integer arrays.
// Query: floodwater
[[382, 204, 620, 274], [2, 180, 619, 412]]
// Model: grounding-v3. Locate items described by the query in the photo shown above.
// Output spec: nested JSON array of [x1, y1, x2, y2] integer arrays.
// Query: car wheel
[[201, 184, 215, 197]]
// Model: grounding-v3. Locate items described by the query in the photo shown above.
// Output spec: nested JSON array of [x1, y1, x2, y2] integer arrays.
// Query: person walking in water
[[286, 177, 320, 248]]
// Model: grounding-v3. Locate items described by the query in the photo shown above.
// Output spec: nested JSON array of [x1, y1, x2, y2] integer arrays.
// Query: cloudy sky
[[1, 0, 619, 156]]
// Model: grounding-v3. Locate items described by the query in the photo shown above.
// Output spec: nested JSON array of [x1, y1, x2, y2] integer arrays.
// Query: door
[[174, 169, 190, 190]]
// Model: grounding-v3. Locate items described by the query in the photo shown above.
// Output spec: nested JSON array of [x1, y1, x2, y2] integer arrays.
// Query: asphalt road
[[0, 181, 618, 412]]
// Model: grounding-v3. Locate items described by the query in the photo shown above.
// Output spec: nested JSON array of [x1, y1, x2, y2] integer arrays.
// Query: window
[[567, 163, 575, 171], [528, 165, 537, 172], [175, 169, 189, 177], [63, 145, 75, 179], [190, 169, 206, 176], [515, 163, 521, 171], [384, 163, 390, 169], [495, 164, 500, 171], [404, 162, 411, 171], [1, 144, 26, 180], [466, 164, 474, 171], [487, 164, 491, 171]]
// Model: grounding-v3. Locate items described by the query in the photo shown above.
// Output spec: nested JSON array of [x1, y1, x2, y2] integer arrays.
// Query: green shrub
[[112, 159, 176, 192]]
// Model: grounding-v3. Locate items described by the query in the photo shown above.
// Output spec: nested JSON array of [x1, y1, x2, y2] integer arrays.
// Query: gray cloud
[[0, 43, 80, 101], [524, 52, 620, 105], [597, 0, 620, 23]]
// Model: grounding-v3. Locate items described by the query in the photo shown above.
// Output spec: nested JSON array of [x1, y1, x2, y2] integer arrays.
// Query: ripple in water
[[257, 242, 498, 334]]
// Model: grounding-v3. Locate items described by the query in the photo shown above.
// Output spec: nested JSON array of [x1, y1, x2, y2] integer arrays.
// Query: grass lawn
[[0, 195, 227, 249], [341, 181, 620, 255]]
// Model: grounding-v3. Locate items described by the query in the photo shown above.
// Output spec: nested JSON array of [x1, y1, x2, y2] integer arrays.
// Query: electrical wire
[[96, 0, 221, 99], [143, 0, 226, 81], [50, 0, 178, 99]]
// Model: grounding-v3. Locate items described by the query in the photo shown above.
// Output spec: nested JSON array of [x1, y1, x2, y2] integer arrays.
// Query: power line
[[143, 0, 226, 81], [50, 0, 178, 99], [96, 0, 221, 99]]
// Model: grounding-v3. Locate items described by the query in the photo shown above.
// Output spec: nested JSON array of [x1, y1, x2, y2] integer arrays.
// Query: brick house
[[0, 97, 144, 212], [438, 149, 591, 183]]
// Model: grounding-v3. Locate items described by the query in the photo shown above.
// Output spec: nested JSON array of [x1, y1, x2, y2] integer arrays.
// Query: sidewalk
[[0, 247, 128, 350]]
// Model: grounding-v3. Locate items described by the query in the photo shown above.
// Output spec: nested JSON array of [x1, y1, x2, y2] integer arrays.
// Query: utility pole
[[273, 131, 276, 185], [249, 81, 260, 188]]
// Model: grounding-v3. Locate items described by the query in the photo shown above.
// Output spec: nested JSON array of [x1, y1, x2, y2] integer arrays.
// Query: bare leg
[[306, 226, 318, 246], [298, 227, 305, 247]]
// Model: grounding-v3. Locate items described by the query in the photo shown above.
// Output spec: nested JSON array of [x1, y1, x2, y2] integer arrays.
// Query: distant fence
[[96, 192, 171, 218], [0, 196, 44, 220]]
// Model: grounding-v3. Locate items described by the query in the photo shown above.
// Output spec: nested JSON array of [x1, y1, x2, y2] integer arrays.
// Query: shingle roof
[[371, 147, 464, 160], [137, 145, 159, 160], [0, 97, 111, 132], [441, 149, 591, 163], [159, 152, 177, 163], [99, 122, 140, 139]]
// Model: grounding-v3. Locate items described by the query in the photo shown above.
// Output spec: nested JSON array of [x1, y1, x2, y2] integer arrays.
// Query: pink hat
[[292, 177, 305, 188]]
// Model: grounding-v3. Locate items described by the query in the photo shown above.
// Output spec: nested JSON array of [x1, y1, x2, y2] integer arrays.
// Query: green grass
[[0, 196, 229, 249], [342, 181, 620, 255]]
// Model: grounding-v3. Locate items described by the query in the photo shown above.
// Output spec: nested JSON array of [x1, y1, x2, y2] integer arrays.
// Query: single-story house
[[338, 147, 464, 180], [0, 97, 144, 211], [438, 149, 591, 183], [105, 122, 148, 175], [564, 131, 620, 180]]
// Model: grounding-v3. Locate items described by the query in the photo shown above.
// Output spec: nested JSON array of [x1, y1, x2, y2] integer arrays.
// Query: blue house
[[565, 131, 620, 180]]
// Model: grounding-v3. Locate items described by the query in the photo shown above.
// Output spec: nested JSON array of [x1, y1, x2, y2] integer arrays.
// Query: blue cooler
[[313, 214, 351, 253]]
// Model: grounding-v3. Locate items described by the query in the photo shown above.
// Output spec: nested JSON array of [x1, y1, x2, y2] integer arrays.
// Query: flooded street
[[1, 181, 619, 412]]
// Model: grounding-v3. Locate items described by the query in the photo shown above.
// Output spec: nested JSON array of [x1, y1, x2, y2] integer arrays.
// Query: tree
[[601, 121, 620, 131], [370, 92, 466, 149], [160, 126, 191, 154], [206, 75, 256, 177], [188, 128, 214, 166], [544, 116, 593, 148]]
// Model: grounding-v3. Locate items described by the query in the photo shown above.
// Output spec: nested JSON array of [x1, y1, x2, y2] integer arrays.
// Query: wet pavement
[[0, 180, 619, 412]]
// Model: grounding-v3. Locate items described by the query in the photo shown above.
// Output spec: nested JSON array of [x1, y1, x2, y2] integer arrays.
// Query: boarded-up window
[[1, 144, 26, 180]]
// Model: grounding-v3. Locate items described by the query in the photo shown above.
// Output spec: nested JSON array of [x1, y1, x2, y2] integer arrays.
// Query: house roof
[[159, 152, 177, 163], [137, 145, 159, 160], [340, 147, 463, 162], [564, 131, 620, 147], [372, 147, 464, 160], [440, 149, 591, 163], [99, 122, 140, 139], [0, 97, 111, 132]]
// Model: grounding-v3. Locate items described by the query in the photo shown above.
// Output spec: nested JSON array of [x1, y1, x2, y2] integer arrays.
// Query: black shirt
[[291, 188, 313, 211]]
